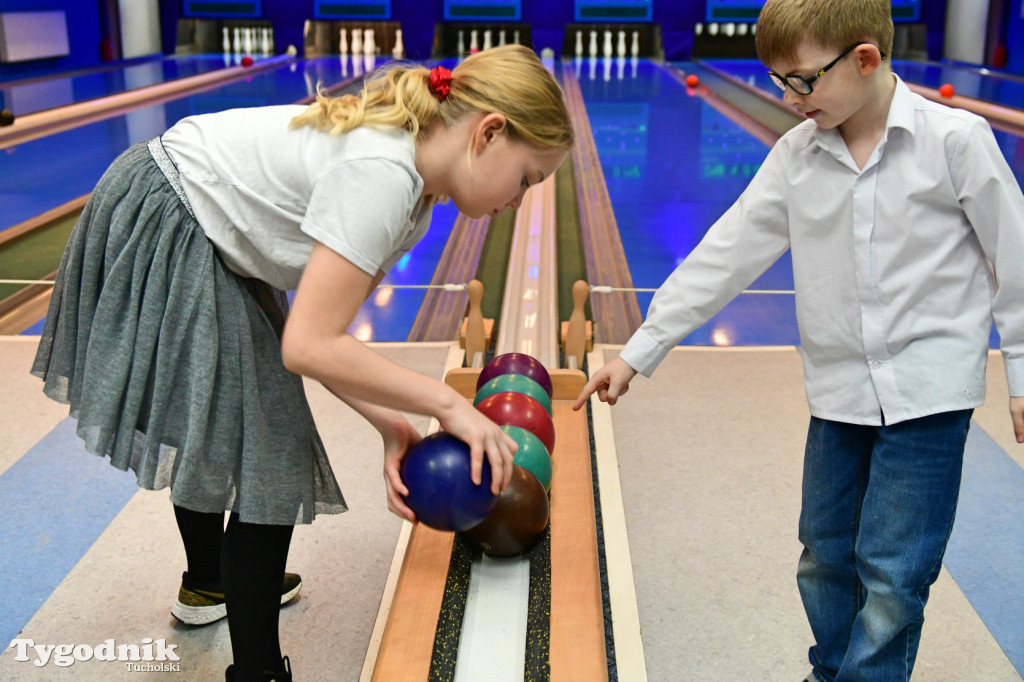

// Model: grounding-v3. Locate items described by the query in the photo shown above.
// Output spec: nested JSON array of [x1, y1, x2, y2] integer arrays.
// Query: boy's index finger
[[573, 377, 599, 410]]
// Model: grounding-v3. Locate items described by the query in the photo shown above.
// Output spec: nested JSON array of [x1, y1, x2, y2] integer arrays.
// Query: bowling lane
[[0, 56, 359, 233], [704, 58, 1024, 189], [0, 54, 255, 117], [702, 57, 1024, 110], [573, 57, 798, 346], [891, 59, 1024, 109]]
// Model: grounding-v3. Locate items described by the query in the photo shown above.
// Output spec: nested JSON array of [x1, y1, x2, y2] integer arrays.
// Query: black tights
[[173, 505, 293, 678]]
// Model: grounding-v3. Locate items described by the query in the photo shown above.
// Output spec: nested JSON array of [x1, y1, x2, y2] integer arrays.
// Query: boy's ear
[[472, 113, 508, 153], [854, 43, 885, 75]]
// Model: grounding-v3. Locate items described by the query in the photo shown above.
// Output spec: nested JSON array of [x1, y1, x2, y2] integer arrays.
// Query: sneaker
[[226, 655, 292, 682], [171, 572, 302, 625]]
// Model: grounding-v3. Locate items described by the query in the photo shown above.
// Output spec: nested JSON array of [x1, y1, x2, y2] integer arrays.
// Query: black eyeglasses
[[767, 42, 887, 95]]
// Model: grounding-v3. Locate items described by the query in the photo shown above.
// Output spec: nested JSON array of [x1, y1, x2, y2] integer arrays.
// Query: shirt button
[[870, 360, 882, 369]]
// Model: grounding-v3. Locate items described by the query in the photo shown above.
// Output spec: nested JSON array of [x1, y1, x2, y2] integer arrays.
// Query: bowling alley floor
[[3, 334, 1023, 680], [0, 338, 447, 681], [594, 344, 1023, 681]]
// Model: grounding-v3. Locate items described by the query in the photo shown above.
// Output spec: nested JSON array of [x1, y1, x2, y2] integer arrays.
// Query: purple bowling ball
[[476, 353, 553, 397]]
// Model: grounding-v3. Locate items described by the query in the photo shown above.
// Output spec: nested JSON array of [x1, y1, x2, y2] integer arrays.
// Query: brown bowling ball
[[461, 466, 549, 557]]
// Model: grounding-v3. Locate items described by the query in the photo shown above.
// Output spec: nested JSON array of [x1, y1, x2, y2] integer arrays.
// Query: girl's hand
[[381, 417, 424, 522], [1011, 396, 1024, 444], [437, 396, 517, 495], [573, 356, 638, 410]]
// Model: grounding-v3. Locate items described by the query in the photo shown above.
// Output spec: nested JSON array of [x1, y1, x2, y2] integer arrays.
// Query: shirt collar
[[806, 73, 916, 154]]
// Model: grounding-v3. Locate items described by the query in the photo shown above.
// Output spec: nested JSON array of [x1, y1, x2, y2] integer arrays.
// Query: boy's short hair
[[755, 0, 894, 67]]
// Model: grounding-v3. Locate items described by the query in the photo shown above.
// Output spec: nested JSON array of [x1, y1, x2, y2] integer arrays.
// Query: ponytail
[[291, 45, 573, 152], [290, 66, 439, 137]]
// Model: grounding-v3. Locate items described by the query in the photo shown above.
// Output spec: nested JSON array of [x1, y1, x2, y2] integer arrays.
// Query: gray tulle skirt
[[31, 140, 347, 525]]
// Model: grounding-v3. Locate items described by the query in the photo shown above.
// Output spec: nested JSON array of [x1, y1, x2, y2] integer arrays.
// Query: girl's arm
[[327, 387, 423, 521], [282, 242, 516, 496]]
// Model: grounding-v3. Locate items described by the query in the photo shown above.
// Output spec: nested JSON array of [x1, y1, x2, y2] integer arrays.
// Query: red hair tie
[[429, 65, 452, 101]]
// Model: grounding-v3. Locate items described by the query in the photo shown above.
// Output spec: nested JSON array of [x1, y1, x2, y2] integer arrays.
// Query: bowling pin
[[269, 27, 275, 53], [513, 30, 520, 44], [233, 27, 242, 53], [392, 28, 404, 58], [470, 29, 479, 53], [340, 27, 348, 55], [575, 30, 583, 58], [603, 30, 613, 59], [695, 22, 703, 36], [737, 23, 748, 36], [483, 29, 492, 51], [364, 28, 374, 55], [498, 29, 506, 46], [617, 30, 626, 58], [631, 31, 640, 57], [724, 22, 735, 37], [222, 26, 231, 53], [457, 29, 465, 55], [262, 27, 271, 54], [351, 27, 362, 55], [708, 23, 719, 36], [244, 26, 252, 54], [588, 30, 598, 58]]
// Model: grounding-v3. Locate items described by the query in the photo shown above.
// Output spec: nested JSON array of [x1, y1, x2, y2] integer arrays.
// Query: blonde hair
[[290, 44, 573, 151], [755, 0, 894, 67]]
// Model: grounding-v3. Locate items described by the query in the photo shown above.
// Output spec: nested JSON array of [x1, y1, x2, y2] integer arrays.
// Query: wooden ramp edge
[[371, 368, 607, 681], [549, 379, 609, 681]]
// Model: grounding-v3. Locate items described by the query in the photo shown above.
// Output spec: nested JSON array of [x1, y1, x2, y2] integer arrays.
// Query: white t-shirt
[[161, 105, 431, 290]]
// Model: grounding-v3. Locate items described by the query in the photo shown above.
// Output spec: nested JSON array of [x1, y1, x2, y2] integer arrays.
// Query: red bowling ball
[[476, 391, 555, 455]]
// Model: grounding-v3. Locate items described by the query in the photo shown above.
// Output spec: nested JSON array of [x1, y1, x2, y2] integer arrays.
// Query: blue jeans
[[798, 410, 973, 682]]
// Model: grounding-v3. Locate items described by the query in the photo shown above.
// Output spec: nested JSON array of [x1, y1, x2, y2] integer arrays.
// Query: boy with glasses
[[575, 0, 1024, 680]]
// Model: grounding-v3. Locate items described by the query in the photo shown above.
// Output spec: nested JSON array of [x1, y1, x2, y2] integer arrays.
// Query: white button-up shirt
[[620, 76, 1024, 425]]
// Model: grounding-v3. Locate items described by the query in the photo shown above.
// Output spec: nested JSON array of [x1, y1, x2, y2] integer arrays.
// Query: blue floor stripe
[[0, 418, 139, 648], [944, 423, 1024, 675]]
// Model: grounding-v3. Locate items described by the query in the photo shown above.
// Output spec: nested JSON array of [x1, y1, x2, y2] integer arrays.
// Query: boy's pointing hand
[[573, 356, 638, 411]]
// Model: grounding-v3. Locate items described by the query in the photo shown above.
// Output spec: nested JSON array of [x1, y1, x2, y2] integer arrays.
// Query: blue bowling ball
[[400, 432, 498, 531]]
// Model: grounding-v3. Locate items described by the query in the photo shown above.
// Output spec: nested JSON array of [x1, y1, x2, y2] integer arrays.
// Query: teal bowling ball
[[474, 373, 552, 416], [502, 425, 552, 491]]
